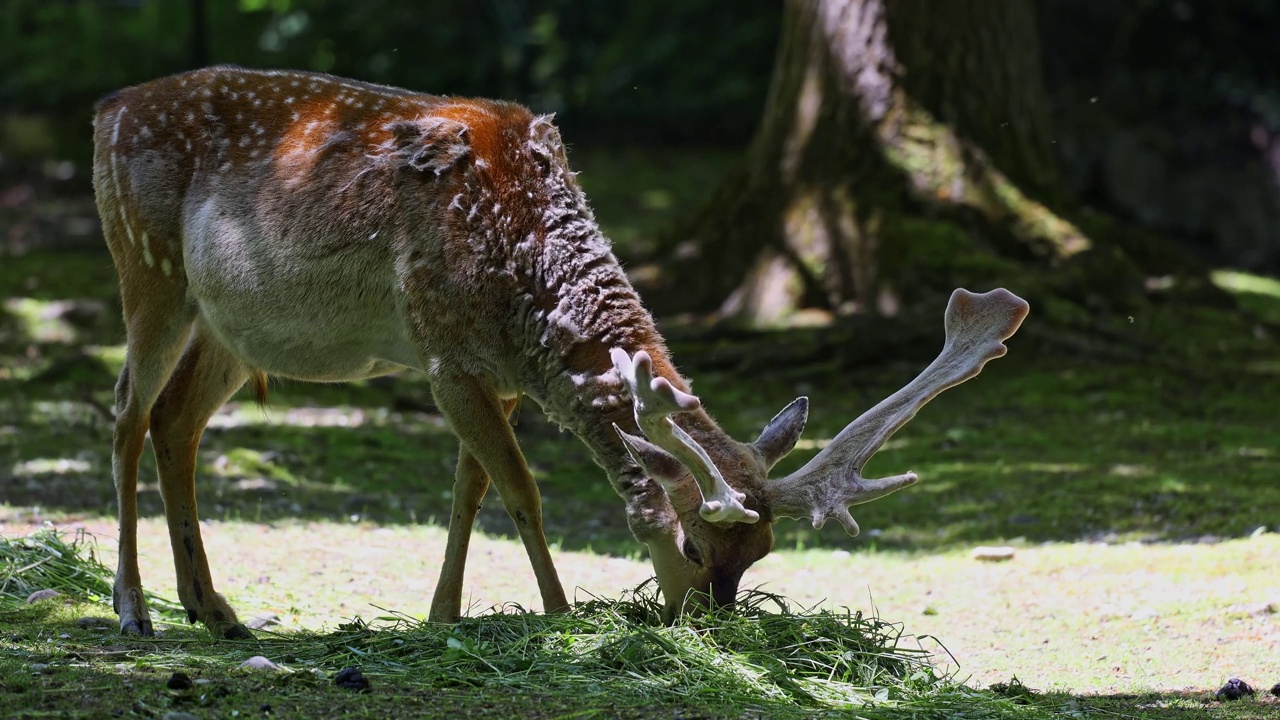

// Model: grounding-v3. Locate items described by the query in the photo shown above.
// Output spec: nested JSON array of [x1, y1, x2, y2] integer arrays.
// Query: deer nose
[[710, 575, 740, 609]]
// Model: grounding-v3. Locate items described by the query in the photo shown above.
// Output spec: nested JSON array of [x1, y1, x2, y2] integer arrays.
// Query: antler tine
[[766, 288, 1030, 535], [610, 348, 760, 524]]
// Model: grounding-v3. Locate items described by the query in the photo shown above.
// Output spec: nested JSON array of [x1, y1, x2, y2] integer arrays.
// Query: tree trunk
[[645, 0, 1095, 324]]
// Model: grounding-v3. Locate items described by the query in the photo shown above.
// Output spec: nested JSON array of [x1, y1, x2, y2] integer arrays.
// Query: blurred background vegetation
[[3, 0, 1280, 280], [2, 0, 1280, 319]]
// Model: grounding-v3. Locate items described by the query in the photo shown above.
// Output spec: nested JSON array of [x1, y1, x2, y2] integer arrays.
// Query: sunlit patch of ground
[[3, 512, 1275, 697]]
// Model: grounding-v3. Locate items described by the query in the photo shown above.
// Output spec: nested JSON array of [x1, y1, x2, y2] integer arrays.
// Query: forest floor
[[2, 149, 1279, 718]]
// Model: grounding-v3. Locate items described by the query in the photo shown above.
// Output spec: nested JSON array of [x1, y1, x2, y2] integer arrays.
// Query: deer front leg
[[428, 397, 517, 622], [428, 447, 492, 622], [149, 325, 253, 639], [430, 374, 569, 616]]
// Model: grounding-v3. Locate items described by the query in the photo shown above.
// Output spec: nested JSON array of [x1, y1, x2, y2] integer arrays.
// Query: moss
[[877, 215, 1030, 301]]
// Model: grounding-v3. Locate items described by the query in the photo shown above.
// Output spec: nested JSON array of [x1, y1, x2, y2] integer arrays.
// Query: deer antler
[[611, 348, 760, 524], [765, 288, 1030, 534]]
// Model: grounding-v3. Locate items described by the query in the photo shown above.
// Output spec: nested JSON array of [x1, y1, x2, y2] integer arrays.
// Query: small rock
[[166, 672, 194, 691], [238, 656, 282, 672], [29, 663, 51, 674], [246, 614, 281, 630], [161, 713, 200, 720], [334, 667, 370, 693], [26, 589, 62, 604], [1216, 678, 1255, 701], [1129, 608, 1159, 621], [75, 617, 114, 631], [1225, 602, 1276, 617], [971, 546, 1016, 561]]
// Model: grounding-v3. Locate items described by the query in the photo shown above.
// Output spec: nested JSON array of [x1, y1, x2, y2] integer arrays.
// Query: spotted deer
[[93, 66, 1029, 638]]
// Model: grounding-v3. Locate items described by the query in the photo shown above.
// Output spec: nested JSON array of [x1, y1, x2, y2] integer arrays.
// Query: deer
[[92, 65, 1029, 638]]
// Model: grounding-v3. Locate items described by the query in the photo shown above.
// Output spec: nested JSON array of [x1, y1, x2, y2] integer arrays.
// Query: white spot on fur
[[111, 107, 126, 146], [140, 231, 155, 267], [160, 257, 173, 276], [109, 152, 122, 195], [118, 208, 136, 245]]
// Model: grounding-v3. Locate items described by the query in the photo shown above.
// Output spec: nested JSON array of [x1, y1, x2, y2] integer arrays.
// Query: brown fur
[[92, 66, 829, 635]]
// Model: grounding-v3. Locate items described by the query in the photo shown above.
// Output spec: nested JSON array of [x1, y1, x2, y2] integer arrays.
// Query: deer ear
[[753, 397, 808, 469], [614, 424, 687, 492], [387, 118, 469, 175]]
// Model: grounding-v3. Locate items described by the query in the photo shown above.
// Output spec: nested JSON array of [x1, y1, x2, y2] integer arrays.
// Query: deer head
[[612, 288, 1029, 619]]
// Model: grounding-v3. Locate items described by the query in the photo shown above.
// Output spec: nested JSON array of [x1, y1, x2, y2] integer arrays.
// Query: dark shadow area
[[1043, 691, 1280, 719]]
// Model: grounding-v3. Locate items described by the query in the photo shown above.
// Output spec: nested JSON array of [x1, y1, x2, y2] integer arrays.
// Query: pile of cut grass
[[0, 527, 183, 617], [2, 529, 1072, 718]]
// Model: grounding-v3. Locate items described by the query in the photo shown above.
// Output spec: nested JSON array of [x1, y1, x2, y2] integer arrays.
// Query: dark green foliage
[[0, 0, 778, 153]]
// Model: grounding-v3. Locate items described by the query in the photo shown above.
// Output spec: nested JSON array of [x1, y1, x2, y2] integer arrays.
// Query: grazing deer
[[93, 66, 1028, 638]]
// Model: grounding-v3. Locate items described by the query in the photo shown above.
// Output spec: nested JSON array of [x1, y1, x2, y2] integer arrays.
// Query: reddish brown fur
[[93, 66, 843, 635]]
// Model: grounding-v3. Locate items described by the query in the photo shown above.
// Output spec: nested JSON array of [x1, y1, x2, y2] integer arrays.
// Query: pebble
[[238, 656, 282, 672], [75, 617, 114, 631], [971, 546, 1016, 561], [26, 589, 62, 604], [246, 614, 281, 630]]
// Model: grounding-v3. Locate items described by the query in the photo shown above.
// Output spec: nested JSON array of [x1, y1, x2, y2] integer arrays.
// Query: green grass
[[1, 530, 1071, 720]]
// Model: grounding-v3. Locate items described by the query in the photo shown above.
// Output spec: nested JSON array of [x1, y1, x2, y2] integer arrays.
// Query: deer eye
[[682, 539, 704, 566]]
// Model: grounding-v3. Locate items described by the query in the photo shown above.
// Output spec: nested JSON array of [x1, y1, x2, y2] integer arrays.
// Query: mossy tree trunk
[[645, 0, 1098, 323]]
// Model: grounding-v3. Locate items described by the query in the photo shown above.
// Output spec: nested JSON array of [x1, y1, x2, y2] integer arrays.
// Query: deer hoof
[[120, 617, 154, 636]]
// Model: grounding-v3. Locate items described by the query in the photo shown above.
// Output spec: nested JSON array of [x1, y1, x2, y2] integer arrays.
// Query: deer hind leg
[[149, 321, 254, 639], [111, 286, 195, 636], [430, 375, 569, 617], [427, 398, 516, 623]]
